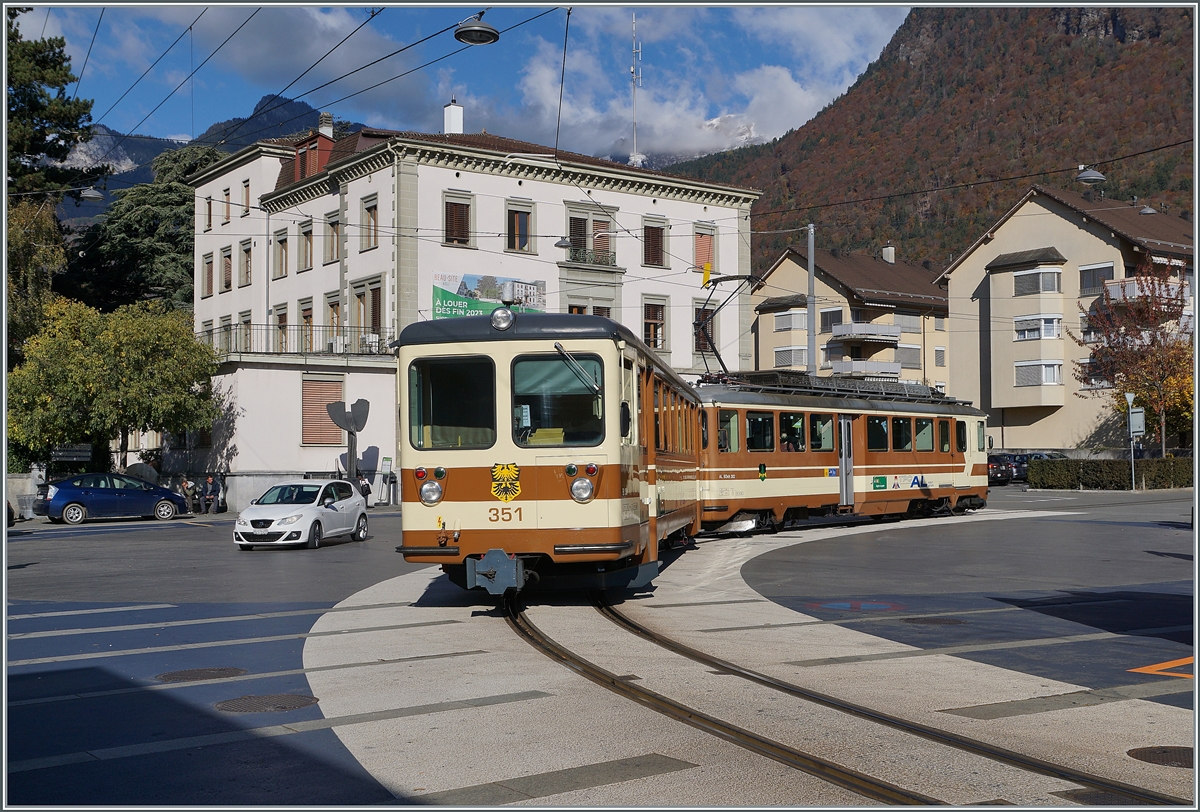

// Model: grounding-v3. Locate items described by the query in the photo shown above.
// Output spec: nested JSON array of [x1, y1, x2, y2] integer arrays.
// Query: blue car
[[34, 473, 190, 525]]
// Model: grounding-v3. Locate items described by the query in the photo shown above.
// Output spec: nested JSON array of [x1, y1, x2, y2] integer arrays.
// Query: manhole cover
[[215, 694, 318, 713], [901, 616, 966, 625], [157, 667, 247, 683], [1128, 746, 1193, 768]]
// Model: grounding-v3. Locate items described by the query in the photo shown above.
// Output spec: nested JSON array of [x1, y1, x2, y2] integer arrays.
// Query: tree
[[7, 199, 66, 370], [58, 145, 225, 309], [8, 298, 220, 466], [1070, 260, 1194, 457], [6, 7, 107, 198]]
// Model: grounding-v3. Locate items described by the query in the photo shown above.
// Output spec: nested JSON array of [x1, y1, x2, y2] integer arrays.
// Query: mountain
[[666, 7, 1194, 274]]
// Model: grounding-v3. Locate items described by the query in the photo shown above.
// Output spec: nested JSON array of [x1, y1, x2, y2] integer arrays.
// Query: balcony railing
[[1103, 277, 1188, 303], [831, 360, 902, 377], [566, 247, 616, 266], [830, 322, 902, 343], [198, 324, 395, 358]]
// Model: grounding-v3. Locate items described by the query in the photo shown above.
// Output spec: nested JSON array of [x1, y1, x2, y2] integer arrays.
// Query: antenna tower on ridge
[[629, 13, 643, 167]]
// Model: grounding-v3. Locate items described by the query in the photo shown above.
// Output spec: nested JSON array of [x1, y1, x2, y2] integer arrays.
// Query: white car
[[234, 479, 368, 550]]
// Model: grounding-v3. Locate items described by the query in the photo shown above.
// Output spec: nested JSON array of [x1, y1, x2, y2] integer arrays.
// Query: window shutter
[[370, 286, 382, 333], [694, 307, 715, 352], [204, 259, 213, 296], [222, 254, 232, 290], [569, 216, 587, 250], [644, 226, 663, 265], [592, 305, 611, 319], [895, 312, 920, 332], [895, 346, 921, 368], [592, 220, 610, 253], [694, 232, 713, 269], [445, 202, 469, 244], [1013, 274, 1039, 296], [302, 380, 344, 444], [1014, 365, 1042, 387], [935, 348, 946, 367]]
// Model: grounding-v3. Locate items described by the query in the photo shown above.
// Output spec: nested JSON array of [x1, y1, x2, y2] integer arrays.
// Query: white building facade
[[178, 112, 759, 510]]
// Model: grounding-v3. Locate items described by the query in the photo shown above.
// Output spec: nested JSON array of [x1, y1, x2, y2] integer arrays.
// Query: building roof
[[755, 247, 947, 312], [937, 184, 1195, 284], [984, 246, 1068, 272]]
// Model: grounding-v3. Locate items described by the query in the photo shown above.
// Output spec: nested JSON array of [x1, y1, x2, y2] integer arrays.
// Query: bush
[[1027, 458, 1193, 489]]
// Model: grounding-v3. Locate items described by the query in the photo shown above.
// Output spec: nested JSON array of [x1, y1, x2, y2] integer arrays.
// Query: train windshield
[[409, 357, 496, 449], [513, 355, 603, 447]]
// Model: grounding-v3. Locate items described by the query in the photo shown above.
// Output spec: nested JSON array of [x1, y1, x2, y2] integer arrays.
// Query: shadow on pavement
[[992, 590, 1194, 646]]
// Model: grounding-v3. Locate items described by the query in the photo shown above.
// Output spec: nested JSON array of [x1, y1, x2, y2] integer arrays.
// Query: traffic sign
[[1129, 407, 1145, 437]]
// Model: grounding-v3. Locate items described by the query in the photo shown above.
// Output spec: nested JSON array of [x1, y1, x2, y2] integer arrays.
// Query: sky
[[18, 4, 910, 162]]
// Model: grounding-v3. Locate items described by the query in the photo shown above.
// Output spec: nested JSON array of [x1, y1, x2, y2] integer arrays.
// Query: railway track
[[504, 595, 1190, 806]]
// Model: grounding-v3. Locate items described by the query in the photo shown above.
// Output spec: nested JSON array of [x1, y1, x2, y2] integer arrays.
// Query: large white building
[[175, 107, 760, 509]]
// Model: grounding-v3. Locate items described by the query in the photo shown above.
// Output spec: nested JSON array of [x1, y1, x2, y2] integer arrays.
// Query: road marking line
[[6, 690, 550, 774], [787, 632, 1121, 667], [942, 679, 1195, 719], [1128, 656, 1194, 679], [7, 619, 458, 667], [7, 604, 178, 619]]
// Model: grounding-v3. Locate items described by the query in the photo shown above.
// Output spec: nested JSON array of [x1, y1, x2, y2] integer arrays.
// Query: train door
[[837, 414, 854, 506]]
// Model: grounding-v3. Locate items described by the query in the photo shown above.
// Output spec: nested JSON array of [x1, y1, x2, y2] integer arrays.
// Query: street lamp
[[454, 12, 500, 45], [1076, 165, 1106, 185], [79, 186, 105, 201]]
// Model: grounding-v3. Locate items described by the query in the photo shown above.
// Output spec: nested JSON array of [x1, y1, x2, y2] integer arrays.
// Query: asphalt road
[[5, 488, 1194, 804]]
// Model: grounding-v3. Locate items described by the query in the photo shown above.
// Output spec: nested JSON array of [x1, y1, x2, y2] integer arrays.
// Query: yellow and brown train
[[394, 311, 988, 595]]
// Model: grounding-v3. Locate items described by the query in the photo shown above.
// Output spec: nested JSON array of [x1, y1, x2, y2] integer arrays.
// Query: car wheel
[[238, 543, 253, 551], [307, 521, 322, 549], [154, 500, 177, 521], [62, 503, 86, 525], [353, 514, 368, 541]]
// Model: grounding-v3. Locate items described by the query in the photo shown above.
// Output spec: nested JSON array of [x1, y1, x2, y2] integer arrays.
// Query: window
[[895, 344, 921, 369], [299, 300, 314, 352], [643, 300, 666, 349], [746, 412, 774, 451], [222, 189, 230, 222], [779, 413, 804, 451], [1079, 263, 1114, 296], [1079, 315, 1100, 343], [242, 180, 250, 216], [592, 305, 611, 319], [809, 414, 834, 451], [717, 410, 738, 452], [218, 315, 232, 353], [204, 197, 212, 231], [643, 222, 665, 266], [354, 280, 383, 334], [361, 196, 378, 250], [915, 418, 934, 452], [1079, 358, 1110, 389], [775, 310, 807, 332], [1014, 361, 1063, 386], [564, 208, 616, 266], [273, 305, 288, 352], [568, 304, 587, 315], [444, 193, 472, 246], [202, 253, 213, 297], [237, 311, 252, 352], [302, 377, 344, 445], [892, 417, 913, 452], [240, 240, 253, 286], [976, 421, 986, 452], [220, 248, 232, 292], [820, 308, 842, 333], [774, 347, 807, 368], [939, 420, 950, 453], [506, 202, 533, 252], [299, 221, 313, 271], [894, 311, 920, 332], [512, 354, 603, 447], [327, 294, 341, 331], [694, 224, 715, 272], [694, 305, 716, 353], [867, 415, 889, 452], [935, 347, 946, 367], [934, 316, 945, 331], [324, 214, 342, 263], [1014, 269, 1061, 296], [1014, 316, 1062, 341], [956, 421, 967, 453]]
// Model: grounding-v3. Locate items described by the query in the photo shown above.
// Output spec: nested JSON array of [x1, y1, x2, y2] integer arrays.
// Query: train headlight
[[490, 307, 515, 331], [569, 477, 594, 503], [418, 481, 444, 505]]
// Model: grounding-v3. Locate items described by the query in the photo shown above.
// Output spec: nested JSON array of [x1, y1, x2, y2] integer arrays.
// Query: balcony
[[831, 360, 902, 377], [1103, 277, 1188, 303], [830, 322, 902, 343], [566, 247, 616, 267], [198, 324, 395, 359]]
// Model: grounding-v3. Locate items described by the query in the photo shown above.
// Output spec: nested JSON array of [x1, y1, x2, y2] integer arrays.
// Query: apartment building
[[752, 246, 948, 388], [938, 184, 1194, 451], [178, 107, 760, 509]]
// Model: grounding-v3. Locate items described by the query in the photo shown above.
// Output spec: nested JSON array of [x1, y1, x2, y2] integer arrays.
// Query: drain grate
[[901, 616, 966, 625], [158, 667, 247, 683], [215, 694, 318, 713], [1128, 746, 1193, 768]]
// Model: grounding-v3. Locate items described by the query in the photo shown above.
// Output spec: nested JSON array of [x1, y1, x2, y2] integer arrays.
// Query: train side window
[[955, 421, 967, 453], [512, 354, 604, 447], [809, 414, 833, 451], [866, 416, 889, 452], [409, 356, 496, 449], [915, 418, 934, 451], [746, 411, 774, 451], [892, 417, 913, 452], [700, 409, 709, 449], [717, 409, 739, 452], [939, 420, 951, 453], [779, 412, 804, 451], [976, 421, 986, 452]]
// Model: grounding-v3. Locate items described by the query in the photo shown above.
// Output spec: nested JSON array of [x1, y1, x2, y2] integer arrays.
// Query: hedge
[[1027, 458, 1194, 490]]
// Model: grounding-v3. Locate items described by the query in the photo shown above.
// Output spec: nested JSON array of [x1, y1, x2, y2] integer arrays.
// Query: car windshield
[[257, 484, 321, 505]]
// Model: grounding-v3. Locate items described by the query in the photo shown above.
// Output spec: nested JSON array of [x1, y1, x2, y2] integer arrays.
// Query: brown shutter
[[445, 202, 469, 244], [569, 216, 587, 249], [695, 232, 713, 269], [223, 254, 232, 290], [204, 258, 213, 296], [302, 379, 343, 445], [644, 226, 663, 266], [592, 220, 610, 253], [369, 285, 382, 332]]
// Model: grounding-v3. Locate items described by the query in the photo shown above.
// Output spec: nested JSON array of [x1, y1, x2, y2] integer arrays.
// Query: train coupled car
[[394, 309, 699, 596]]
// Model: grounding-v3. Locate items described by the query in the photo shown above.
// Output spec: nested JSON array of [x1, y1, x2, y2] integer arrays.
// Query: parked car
[[1010, 454, 1030, 482], [7, 500, 14, 528], [987, 454, 1014, 485], [234, 479, 368, 551], [34, 473, 190, 525], [1027, 451, 1069, 461]]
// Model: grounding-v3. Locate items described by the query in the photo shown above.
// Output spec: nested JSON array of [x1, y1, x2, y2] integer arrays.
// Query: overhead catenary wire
[[70, 7, 103, 103]]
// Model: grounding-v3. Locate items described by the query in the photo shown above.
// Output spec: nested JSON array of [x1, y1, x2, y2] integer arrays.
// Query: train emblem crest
[[490, 463, 522, 502]]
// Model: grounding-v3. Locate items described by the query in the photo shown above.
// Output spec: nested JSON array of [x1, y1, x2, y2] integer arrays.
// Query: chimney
[[922, 259, 932, 271], [881, 245, 895, 264], [444, 98, 463, 134], [318, 111, 334, 139]]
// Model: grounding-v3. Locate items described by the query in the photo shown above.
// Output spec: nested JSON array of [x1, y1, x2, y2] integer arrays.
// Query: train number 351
[[488, 507, 523, 522]]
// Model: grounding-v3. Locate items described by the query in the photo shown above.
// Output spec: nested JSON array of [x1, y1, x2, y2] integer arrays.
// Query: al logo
[[490, 463, 521, 502]]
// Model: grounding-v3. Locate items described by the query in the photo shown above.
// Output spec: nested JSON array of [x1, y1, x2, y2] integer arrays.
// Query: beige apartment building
[[938, 184, 1194, 451], [752, 246, 949, 388]]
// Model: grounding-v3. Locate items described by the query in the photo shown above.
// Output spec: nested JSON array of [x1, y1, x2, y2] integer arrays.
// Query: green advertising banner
[[431, 274, 546, 319]]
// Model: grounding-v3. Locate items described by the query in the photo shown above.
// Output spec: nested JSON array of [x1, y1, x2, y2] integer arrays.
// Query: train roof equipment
[[696, 370, 973, 407]]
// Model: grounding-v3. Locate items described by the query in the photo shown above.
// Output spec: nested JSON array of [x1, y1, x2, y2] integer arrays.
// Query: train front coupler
[[466, 549, 538, 595]]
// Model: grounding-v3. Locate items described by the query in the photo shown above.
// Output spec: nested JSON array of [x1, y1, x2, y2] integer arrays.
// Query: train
[[393, 309, 989, 596]]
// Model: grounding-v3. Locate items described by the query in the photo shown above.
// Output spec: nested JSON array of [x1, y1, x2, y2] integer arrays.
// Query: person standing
[[201, 475, 221, 514], [357, 474, 372, 508]]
